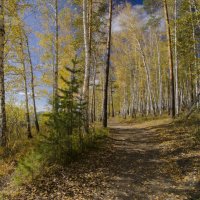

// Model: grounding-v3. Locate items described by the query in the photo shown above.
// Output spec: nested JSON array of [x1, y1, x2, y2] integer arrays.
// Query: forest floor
[[1, 117, 200, 200]]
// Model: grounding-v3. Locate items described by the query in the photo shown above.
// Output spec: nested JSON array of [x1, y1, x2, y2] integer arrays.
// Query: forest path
[[2, 118, 200, 200], [104, 118, 200, 200]]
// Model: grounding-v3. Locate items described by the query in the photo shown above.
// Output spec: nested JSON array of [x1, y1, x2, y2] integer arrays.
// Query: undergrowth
[[176, 113, 200, 142], [12, 127, 108, 185]]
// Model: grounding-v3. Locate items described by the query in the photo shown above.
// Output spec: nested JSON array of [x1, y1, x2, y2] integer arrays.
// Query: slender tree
[[136, 37, 155, 115], [174, 0, 179, 115], [82, 0, 90, 131], [25, 33, 40, 133], [0, 0, 6, 146], [163, 0, 176, 118], [20, 37, 32, 139], [103, 0, 113, 127], [90, 56, 97, 123], [189, 0, 199, 106], [110, 80, 115, 117], [53, 0, 59, 112], [156, 32, 162, 116]]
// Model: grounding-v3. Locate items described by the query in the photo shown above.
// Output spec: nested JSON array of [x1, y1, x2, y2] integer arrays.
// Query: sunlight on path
[[106, 119, 200, 200]]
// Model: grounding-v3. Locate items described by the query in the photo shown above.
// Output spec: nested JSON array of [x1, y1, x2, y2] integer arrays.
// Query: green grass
[[10, 126, 108, 186]]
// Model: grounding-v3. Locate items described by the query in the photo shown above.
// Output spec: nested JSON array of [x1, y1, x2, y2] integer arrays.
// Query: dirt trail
[[2, 119, 200, 200], [106, 119, 200, 199]]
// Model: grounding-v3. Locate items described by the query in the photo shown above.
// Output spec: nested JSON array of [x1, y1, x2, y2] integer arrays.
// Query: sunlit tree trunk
[[108, 86, 111, 117], [103, 0, 113, 127], [53, 0, 59, 112], [110, 80, 115, 117], [149, 27, 157, 114], [136, 39, 155, 115], [180, 87, 183, 110], [122, 85, 127, 119], [174, 0, 179, 115], [83, 0, 89, 97], [189, 65, 194, 105], [156, 33, 162, 115], [130, 71, 134, 118], [20, 39, 32, 139], [190, 0, 199, 108], [25, 33, 40, 133], [100, 72, 104, 121], [167, 69, 171, 115], [83, 0, 90, 131], [89, 0, 94, 122], [88, 0, 93, 57], [90, 58, 96, 122], [0, 0, 6, 146], [163, 0, 176, 118]]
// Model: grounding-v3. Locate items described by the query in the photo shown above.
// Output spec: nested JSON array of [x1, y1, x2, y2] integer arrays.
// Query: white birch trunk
[[174, 0, 179, 115]]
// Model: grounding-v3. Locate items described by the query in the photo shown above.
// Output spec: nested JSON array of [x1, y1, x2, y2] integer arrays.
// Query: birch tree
[[20, 37, 32, 139], [25, 33, 40, 133], [53, 0, 59, 112], [82, 0, 90, 131], [36, 0, 59, 112], [174, 0, 179, 115]]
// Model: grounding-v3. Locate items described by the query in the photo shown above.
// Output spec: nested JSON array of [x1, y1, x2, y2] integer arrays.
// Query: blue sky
[[22, 0, 143, 112], [116, 0, 143, 4], [126, 0, 143, 4]]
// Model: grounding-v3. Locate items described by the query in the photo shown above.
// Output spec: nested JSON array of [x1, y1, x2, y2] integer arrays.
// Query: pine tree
[[47, 57, 86, 162]]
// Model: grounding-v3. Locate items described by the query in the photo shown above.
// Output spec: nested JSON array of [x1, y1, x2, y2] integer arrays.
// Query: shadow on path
[[104, 119, 200, 199]]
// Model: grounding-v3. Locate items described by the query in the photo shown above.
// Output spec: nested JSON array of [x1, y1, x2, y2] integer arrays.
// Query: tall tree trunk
[[167, 69, 171, 115], [174, 0, 179, 115], [189, 65, 194, 105], [0, 0, 6, 146], [190, 0, 199, 107], [20, 39, 32, 139], [89, 0, 94, 122], [82, 0, 90, 98], [88, 0, 93, 57], [163, 0, 176, 118], [90, 56, 96, 122], [25, 34, 40, 133], [130, 68, 136, 118], [122, 86, 127, 119], [136, 38, 155, 115], [110, 80, 115, 117], [53, 0, 59, 112], [108, 86, 111, 117], [102, 0, 113, 128], [156, 33, 162, 116], [82, 0, 90, 131]]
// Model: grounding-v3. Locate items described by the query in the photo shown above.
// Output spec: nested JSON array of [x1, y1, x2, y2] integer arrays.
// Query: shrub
[[13, 149, 44, 185]]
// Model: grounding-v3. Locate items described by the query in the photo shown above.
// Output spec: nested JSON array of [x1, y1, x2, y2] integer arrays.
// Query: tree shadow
[[105, 122, 200, 199]]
